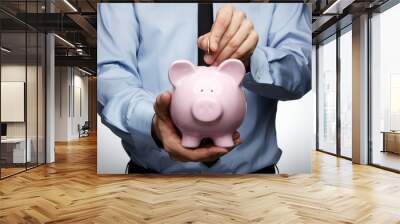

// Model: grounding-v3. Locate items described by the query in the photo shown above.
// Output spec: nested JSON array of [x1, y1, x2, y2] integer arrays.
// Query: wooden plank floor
[[1, 135, 400, 224]]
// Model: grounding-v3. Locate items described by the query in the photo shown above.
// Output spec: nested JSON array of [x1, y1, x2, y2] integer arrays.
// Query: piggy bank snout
[[191, 98, 222, 123]]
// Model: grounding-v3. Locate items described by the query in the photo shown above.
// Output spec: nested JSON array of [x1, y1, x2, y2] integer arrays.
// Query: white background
[[97, 87, 315, 174]]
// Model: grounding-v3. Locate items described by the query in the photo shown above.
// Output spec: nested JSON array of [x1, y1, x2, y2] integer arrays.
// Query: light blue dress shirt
[[97, 3, 311, 174]]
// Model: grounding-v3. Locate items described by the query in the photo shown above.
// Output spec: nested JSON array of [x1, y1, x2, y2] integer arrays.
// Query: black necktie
[[198, 3, 219, 167], [198, 3, 213, 66]]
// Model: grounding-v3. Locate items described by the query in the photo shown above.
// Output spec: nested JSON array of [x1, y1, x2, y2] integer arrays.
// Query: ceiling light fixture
[[1, 47, 11, 53], [54, 34, 75, 48], [78, 67, 93, 76], [63, 0, 78, 12]]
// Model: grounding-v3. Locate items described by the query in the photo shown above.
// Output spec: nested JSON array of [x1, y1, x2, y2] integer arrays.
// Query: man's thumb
[[156, 92, 172, 120]]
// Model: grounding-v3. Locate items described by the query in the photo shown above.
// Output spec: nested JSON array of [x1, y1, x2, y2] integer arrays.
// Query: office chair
[[79, 121, 90, 138]]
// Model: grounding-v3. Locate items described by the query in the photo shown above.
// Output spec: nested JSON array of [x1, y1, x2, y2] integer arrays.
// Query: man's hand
[[198, 4, 259, 66], [152, 92, 241, 162]]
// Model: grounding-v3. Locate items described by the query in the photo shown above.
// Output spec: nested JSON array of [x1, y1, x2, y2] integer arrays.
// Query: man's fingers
[[206, 11, 245, 64], [230, 30, 259, 60], [176, 144, 228, 162], [201, 154, 224, 162], [169, 153, 189, 162], [197, 33, 210, 51], [200, 8, 256, 65], [155, 92, 172, 121], [233, 136, 241, 146], [213, 19, 253, 65], [189, 146, 228, 162], [210, 4, 234, 52], [165, 134, 240, 162], [233, 131, 241, 144], [197, 33, 215, 65], [163, 140, 191, 162]]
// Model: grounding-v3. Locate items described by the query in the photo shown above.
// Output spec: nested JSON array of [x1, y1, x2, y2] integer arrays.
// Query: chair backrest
[[82, 121, 90, 129]]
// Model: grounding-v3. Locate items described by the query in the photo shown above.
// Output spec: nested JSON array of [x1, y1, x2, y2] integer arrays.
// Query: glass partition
[[317, 36, 337, 155], [370, 3, 400, 171], [1, 31, 28, 177], [0, 0, 46, 179], [27, 31, 38, 169], [27, 0, 38, 169], [339, 28, 352, 158], [38, 32, 45, 165]]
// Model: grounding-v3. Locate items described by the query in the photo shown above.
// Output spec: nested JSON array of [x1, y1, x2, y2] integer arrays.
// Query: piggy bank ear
[[168, 60, 195, 87], [217, 59, 245, 85]]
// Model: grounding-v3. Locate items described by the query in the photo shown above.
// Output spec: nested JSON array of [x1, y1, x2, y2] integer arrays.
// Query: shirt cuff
[[126, 99, 160, 149], [248, 47, 273, 85]]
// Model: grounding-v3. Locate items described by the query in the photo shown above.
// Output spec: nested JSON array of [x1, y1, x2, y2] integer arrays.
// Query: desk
[[1, 138, 31, 163], [381, 131, 400, 154]]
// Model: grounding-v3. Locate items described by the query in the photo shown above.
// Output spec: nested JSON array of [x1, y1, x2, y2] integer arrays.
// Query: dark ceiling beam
[[0, 8, 38, 31], [52, 0, 78, 13], [66, 13, 97, 46], [312, 0, 384, 44], [55, 55, 96, 69], [55, 47, 96, 58], [86, 0, 97, 12], [312, 15, 335, 33], [6, 12, 97, 47], [323, 0, 356, 14], [312, 14, 353, 44], [0, 11, 96, 33], [79, 66, 96, 75], [11, 13, 82, 32], [0, 19, 27, 31]]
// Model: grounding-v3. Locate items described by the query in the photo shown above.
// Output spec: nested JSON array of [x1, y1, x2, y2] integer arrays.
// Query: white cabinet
[[1, 138, 32, 163]]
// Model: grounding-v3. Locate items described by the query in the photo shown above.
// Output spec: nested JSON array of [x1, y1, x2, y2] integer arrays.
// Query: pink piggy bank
[[168, 59, 247, 148]]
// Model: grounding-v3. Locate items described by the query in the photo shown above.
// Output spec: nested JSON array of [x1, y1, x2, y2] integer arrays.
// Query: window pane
[[27, 31, 38, 169], [1, 31, 28, 177], [0, 1, 46, 179], [318, 37, 337, 154], [371, 3, 400, 171], [340, 29, 352, 158], [38, 32, 46, 165]]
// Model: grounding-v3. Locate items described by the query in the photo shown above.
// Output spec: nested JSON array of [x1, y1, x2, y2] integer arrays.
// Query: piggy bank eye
[[210, 89, 214, 93], [200, 89, 204, 92]]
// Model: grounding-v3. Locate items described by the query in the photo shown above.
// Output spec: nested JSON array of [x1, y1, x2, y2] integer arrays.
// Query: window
[[317, 36, 337, 154], [339, 28, 352, 158], [370, 2, 400, 171]]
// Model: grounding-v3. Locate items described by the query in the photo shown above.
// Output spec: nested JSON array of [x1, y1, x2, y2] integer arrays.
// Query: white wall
[[275, 46, 316, 174], [275, 93, 313, 174], [1, 65, 42, 138], [72, 73, 89, 138], [1, 65, 26, 129], [55, 67, 69, 141], [97, 115, 130, 174], [54, 67, 89, 141], [1, 82, 25, 122]]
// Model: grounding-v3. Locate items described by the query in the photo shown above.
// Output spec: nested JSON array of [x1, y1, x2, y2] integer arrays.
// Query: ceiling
[[311, 0, 391, 44], [0, 0, 97, 73]]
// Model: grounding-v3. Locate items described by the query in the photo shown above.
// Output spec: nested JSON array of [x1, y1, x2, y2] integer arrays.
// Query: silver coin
[[207, 38, 210, 55]]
